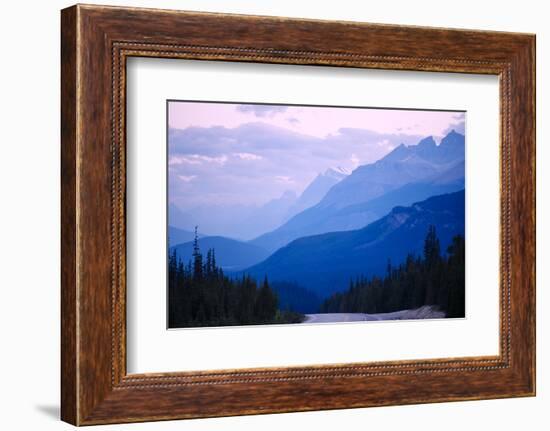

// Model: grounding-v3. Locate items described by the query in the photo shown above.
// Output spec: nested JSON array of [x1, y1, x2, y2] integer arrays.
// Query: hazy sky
[[168, 102, 465, 209]]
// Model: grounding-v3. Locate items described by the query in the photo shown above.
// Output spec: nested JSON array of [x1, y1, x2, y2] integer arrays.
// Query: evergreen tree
[[205, 249, 213, 276], [192, 226, 203, 280], [423, 225, 441, 268], [211, 249, 217, 276], [255, 276, 278, 322], [445, 235, 466, 317]]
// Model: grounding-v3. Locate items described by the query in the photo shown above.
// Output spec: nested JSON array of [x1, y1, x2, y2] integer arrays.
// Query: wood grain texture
[[60, 4, 536, 426], [60, 5, 78, 425]]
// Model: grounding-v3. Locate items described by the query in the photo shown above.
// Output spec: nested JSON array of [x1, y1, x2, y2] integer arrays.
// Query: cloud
[[169, 154, 228, 166], [233, 152, 263, 161], [287, 117, 300, 125], [376, 139, 391, 148], [167, 122, 441, 209], [275, 175, 294, 184], [440, 113, 466, 137], [236, 104, 288, 118], [350, 154, 360, 169], [442, 120, 465, 136], [169, 155, 199, 166], [452, 112, 465, 121], [178, 175, 196, 183]]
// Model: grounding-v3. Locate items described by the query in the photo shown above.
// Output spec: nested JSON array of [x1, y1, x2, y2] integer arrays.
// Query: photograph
[[167, 101, 466, 328]]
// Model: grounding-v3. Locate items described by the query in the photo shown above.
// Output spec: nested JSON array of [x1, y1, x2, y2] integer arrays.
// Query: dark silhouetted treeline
[[270, 281, 321, 314], [320, 226, 465, 318], [168, 229, 304, 328]]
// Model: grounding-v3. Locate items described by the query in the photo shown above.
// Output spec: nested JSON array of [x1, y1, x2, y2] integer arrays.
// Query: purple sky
[[169, 102, 464, 140], [168, 102, 465, 209]]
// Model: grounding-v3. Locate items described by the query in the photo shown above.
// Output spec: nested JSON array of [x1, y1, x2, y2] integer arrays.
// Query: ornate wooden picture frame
[[61, 4, 535, 425]]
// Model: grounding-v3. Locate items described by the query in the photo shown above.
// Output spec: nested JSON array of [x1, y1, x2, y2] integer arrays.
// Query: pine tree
[[446, 235, 466, 317], [423, 225, 441, 268], [255, 276, 278, 322], [211, 249, 217, 276], [205, 249, 212, 276], [192, 226, 203, 280]]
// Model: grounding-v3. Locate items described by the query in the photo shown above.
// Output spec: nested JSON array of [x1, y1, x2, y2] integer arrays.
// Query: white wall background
[[0, 0, 546, 429]]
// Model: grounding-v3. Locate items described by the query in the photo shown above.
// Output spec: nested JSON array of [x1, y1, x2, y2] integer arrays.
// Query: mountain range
[[243, 189, 465, 297], [170, 130, 465, 299], [168, 167, 350, 240], [252, 130, 465, 252]]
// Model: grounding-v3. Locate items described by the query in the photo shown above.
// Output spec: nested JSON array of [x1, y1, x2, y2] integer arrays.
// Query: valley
[[168, 127, 466, 327]]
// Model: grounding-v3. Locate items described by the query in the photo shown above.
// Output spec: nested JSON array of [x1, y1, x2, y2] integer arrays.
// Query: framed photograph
[[165, 100, 465, 329], [61, 4, 536, 425]]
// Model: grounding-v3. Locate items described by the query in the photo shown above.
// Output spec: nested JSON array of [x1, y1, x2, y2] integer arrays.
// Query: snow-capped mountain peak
[[324, 166, 350, 179]]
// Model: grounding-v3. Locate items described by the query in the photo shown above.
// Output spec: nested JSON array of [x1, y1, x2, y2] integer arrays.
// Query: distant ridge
[[168, 225, 202, 247], [244, 190, 465, 297], [285, 167, 349, 219], [171, 236, 270, 271]]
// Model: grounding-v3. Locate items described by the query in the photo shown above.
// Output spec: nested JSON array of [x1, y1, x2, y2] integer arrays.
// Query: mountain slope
[[244, 190, 465, 297], [239, 190, 297, 239], [168, 226, 203, 247], [168, 203, 198, 231], [319, 136, 441, 210], [169, 167, 347, 241], [252, 131, 465, 252], [328, 160, 465, 229], [169, 189, 297, 241], [286, 167, 349, 219], [171, 236, 270, 271]]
